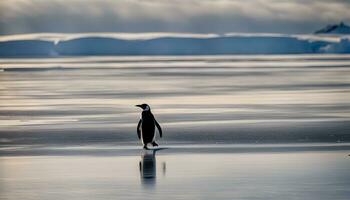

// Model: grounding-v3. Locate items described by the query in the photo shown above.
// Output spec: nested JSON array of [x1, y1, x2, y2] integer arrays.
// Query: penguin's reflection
[[139, 149, 166, 187]]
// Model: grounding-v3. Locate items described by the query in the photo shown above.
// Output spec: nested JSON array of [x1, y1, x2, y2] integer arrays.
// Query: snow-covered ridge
[[0, 33, 349, 57]]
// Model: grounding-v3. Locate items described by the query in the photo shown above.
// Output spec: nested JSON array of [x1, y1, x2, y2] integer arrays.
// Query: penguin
[[135, 104, 162, 149]]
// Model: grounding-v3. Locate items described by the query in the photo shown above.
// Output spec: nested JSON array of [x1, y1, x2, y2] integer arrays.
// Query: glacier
[[0, 33, 349, 57]]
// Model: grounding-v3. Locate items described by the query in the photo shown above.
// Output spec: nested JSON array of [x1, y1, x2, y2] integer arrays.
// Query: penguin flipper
[[137, 119, 142, 139], [155, 120, 162, 138]]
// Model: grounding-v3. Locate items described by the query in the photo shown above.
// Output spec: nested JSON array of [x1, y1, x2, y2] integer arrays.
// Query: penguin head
[[135, 104, 150, 111]]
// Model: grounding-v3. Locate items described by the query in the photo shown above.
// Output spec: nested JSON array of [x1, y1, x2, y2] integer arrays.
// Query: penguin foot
[[152, 142, 159, 147], [143, 145, 149, 150]]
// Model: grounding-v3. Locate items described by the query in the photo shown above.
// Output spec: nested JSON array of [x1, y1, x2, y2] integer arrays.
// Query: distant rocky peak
[[315, 22, 350, 34]]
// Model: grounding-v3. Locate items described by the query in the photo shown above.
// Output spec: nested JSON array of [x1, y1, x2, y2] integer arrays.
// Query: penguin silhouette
[[136, 104, 162, 149]]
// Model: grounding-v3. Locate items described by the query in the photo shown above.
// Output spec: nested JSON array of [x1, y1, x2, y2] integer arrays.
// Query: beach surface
[[1, 144, 350, 200], [1, 55, 350, 199], [1, 55, 350, 145]]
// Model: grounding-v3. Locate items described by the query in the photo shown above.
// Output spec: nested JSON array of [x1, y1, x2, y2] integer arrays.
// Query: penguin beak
[[135, 104, 142, 108]]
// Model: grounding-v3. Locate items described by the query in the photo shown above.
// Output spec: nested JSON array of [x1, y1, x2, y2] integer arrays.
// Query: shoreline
[[1, 143, 349, 157]]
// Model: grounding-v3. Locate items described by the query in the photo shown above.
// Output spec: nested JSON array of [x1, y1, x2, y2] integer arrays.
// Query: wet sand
[[1, 55, 350, 199], [1, 55, 350, 145], [1, 145, 349, 200]]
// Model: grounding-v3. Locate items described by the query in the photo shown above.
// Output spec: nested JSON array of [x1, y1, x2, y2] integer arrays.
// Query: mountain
[[315, 22, 350, 34], [0, 40, 55, 57], [55, 36, 320, 55], [0, 33, 349, 57]]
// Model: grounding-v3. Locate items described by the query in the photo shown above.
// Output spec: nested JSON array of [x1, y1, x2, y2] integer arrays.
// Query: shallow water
[[0, 55, 350, 144], [0, 148, 349, 200]]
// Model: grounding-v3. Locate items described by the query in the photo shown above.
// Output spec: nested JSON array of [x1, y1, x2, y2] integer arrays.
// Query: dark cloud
[[0, 0, 350, 35]]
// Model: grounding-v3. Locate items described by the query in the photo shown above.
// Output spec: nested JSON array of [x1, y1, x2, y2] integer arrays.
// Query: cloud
[[0, 0, 350, 34]]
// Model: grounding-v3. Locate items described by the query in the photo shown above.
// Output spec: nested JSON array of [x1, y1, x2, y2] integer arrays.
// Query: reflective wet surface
[[0, 149, 349, 200]]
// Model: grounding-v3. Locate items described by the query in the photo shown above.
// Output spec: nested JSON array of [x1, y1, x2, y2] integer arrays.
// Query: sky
[[0, 0, 350, 35]]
